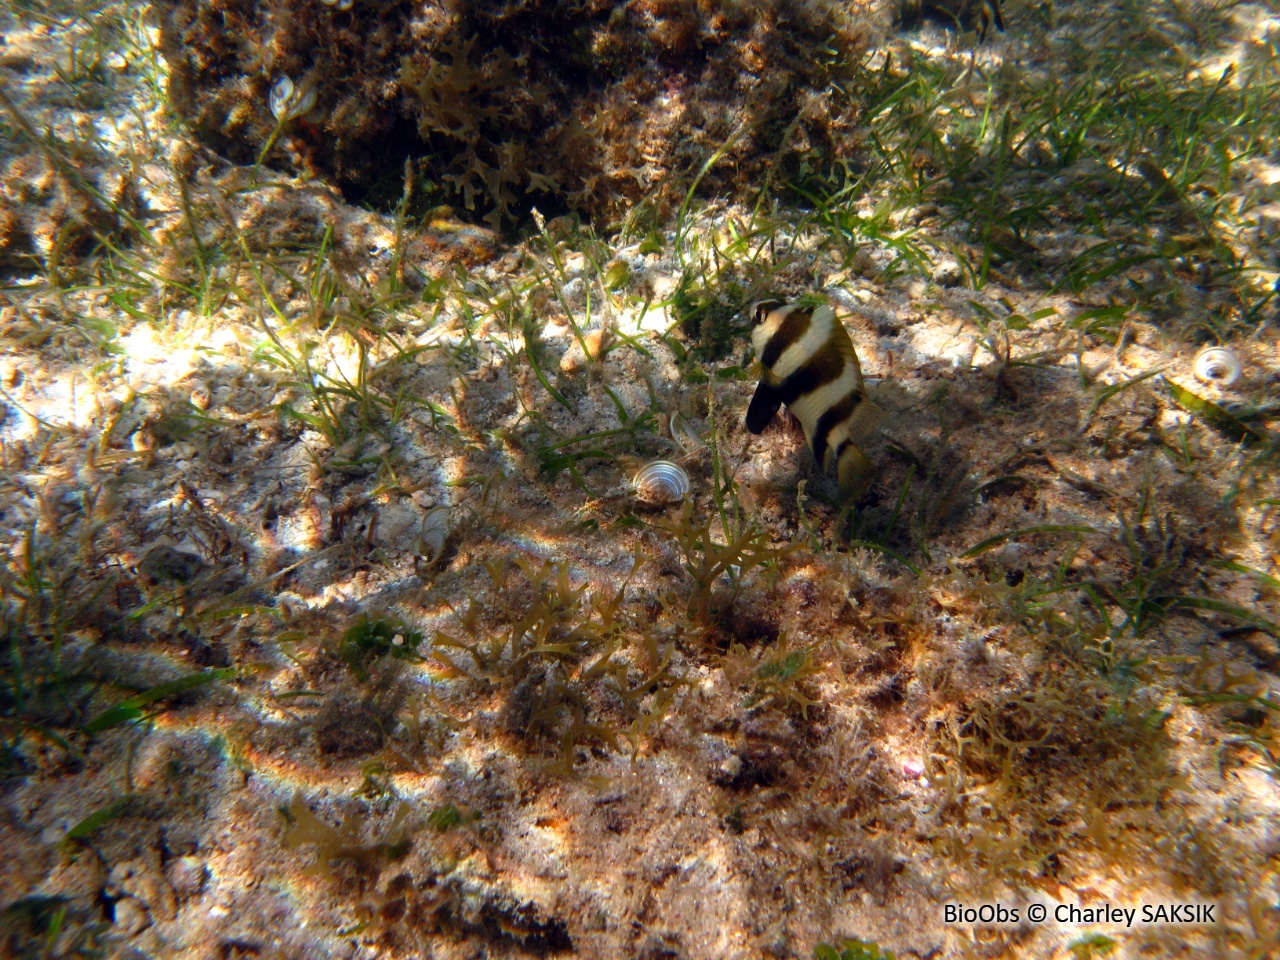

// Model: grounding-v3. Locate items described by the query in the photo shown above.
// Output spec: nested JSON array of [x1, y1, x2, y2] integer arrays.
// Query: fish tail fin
[[837, 443, 874, 501]]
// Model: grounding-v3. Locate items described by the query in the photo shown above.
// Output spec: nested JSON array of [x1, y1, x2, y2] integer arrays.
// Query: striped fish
[[975, 0, 1004, 41], [907, 0, 1005, 41], [747, 300, 878, 501]]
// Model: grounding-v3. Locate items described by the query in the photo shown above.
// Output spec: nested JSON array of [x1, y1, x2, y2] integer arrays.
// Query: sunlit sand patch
[[895, 321, 978, 368], [2, 368, 99, 437]]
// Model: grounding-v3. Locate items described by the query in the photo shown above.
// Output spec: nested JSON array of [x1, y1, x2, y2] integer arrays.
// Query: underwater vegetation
[[339, 614, 425, 681], [155, 0, 878, 225], [424, 550, 694, 775], [0, 83, 141, 277], [1, 0, 1279, 955], [814, 941, 895, 960]]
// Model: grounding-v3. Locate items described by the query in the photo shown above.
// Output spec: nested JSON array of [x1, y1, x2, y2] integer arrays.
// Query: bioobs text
[[943, 903, 1020, 924]]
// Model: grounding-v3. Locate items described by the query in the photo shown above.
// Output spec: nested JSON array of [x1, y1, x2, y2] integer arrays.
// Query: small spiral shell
[[1193, 346, 1241, 386], [415, 506, 451, 565], [631, 460, 690, 505], [269, 77, 318, 122], [269, 78, 294, 119]]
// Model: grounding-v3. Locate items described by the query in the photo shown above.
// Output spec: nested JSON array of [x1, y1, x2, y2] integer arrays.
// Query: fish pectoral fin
[[746, 381, 783, 434], [837, 443, 874, 502]]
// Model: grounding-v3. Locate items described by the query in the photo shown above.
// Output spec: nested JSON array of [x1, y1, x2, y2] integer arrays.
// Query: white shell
[[631, 460, 690, 505], [1193, 346, 1241, 386], [669, 413, 704, 455], [269, 76, 318, 122], [269, 77, 294, 120], [336, 0, 353, 8], [415, 506, 450, 564]]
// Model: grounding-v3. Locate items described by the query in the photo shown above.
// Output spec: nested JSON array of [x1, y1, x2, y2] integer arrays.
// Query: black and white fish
[[974, 0, 1004, 40], [746, 300, 879, 501], [904, 0, 1004, 40]]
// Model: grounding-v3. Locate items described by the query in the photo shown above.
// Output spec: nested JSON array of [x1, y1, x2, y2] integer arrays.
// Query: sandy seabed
[[1, 1, 1279, 958]]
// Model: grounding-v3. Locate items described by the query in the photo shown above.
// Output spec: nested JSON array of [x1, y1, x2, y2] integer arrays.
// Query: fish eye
[[751, 300, 780, 326]]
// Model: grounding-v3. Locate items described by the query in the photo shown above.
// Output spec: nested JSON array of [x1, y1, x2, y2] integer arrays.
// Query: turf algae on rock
[[155, 0, 880, 224]]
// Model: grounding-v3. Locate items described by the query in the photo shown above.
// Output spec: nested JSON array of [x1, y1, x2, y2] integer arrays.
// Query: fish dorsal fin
[[826, 308, 865, 391]]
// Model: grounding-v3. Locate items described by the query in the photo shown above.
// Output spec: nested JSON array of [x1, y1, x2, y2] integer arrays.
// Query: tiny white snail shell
[[415, 506, 451, 565], [269, 77, 318, 122], [335, 0, 353, 9], [1193, 346, 1241, 386], [631, 460, 690, 505], [268, 77, 294, 119]]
